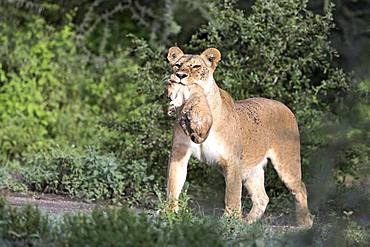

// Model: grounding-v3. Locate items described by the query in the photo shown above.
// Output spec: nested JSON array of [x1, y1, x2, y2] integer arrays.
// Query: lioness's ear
[[167, 47, 184, 65], [200, 48, 221, 68]]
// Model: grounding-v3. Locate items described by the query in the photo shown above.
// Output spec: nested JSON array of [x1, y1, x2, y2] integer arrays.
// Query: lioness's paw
[[223, 207, 242, 220], [165, 200, 179, 213], [244, 214, 258, 224], [297, 213, 314, 228]]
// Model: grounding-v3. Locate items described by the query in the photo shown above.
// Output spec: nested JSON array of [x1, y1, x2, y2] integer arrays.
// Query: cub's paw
[[178, 113, 192, 136], [167, 104, 176, 116], [189, 133, 205, 144]]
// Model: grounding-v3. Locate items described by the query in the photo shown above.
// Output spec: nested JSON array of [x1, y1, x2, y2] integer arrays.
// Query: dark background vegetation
[[0, 0, 369, 246]]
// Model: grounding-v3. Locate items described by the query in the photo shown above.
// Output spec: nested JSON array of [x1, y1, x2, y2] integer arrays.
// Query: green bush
[[0, 197, 226, 246], [307, 78, 370, 217], [57, 210, 225, 247], [334, 79, 370, 188], [0, 17, 73, 160], [0, 14, 138, 162], [0, 12, 158, 203], [344, 220, 370, 247], [1, 196, 368, 246], [20, 147, 155, 204], [0, 197, 49, 245]]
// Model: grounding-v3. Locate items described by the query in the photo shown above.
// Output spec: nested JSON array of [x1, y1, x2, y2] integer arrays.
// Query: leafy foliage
[[0, 197, 225, 246], [0, 196, 369, 246], [0, 12, 159, 204], [18, 147, 155, 204], [0, 14, 138, 162], [0, 197, 49, 244]]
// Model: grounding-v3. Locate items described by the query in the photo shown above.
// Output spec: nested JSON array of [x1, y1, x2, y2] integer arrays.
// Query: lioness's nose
[[176, 72, 188, 80]]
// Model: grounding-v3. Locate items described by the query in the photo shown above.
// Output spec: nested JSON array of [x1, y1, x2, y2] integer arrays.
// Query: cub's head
[[167, 47, 221, 91]]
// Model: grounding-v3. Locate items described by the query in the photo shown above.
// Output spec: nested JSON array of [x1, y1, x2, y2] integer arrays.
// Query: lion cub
[[167, 81, 190, 116], [167, 81, 213, 144]]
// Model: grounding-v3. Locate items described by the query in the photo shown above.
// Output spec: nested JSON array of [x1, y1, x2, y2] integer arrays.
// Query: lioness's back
[[235, 97, 300, 159], [236, 97, 298, 132]]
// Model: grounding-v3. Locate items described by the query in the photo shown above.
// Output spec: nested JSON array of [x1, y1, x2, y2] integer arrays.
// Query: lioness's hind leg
[[284, 179, 313, 228], [244, 161, 269, 224], [269, 151, 313, 228]]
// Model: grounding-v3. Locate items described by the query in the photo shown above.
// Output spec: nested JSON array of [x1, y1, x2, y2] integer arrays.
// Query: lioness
[[166, 47, 313, 227], [167, 78, 213, 144]]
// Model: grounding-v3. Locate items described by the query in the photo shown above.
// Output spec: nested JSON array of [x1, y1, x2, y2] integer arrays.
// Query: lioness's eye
[[192, 65, 201, 69], [173, 64, 181, 70]]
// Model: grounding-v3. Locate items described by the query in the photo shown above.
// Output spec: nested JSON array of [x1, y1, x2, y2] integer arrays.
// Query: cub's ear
[[167, 47, 184, 65], [200, 48, 221, 68]]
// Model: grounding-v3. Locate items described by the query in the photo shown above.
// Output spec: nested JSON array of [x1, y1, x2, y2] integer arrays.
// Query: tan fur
[[166, 47, 313, 227], [167, 75, 189, 116], [167, 79, 213, 144], [178, 88, 213, 144]]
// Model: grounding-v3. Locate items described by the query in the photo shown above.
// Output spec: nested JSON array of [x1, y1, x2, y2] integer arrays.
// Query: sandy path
[[3, 192, 95, 215]]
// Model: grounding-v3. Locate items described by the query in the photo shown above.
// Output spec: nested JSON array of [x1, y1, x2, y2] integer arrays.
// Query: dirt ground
[[2, 191, 95, 215]]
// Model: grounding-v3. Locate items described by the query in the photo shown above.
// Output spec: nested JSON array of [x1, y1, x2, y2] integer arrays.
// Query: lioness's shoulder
[[219, 89, 235, 110]]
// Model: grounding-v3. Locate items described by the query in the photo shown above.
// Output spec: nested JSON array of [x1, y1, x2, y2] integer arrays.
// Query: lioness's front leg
[[223, 166, 242, 218], [166, 128, 191, 212]]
